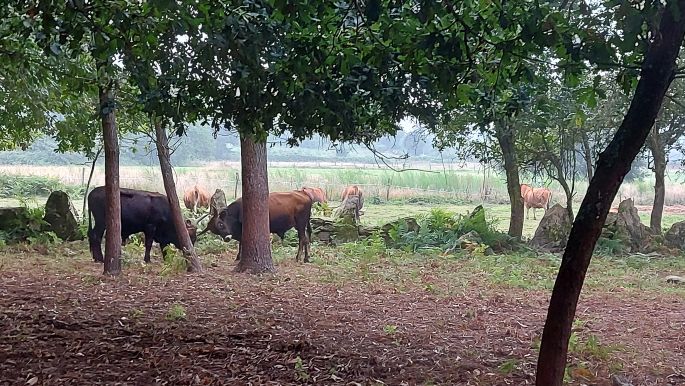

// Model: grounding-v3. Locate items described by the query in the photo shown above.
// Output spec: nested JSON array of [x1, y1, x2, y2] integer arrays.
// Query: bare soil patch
[[0, 247, 683, 385]]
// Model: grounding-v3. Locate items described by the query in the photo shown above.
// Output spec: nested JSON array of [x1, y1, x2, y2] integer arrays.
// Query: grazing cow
[[341, 185, 364, 218], [87, 187, 198, 263], [300, 186, 327, 203], [520, 183, 552, 220], [209, 191, 313, 262], [183, 184, 210, 213]]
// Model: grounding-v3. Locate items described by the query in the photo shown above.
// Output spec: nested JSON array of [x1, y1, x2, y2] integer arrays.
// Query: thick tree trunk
[[154, 121, 204, 273], [495, 123, 524, 238], [100, 85, 121, 276], [535, 4, 685, 385], [236, 135, 275, 274], [581, 133, 593, 181]]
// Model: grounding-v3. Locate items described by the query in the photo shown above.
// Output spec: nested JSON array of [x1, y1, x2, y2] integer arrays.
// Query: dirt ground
[[1, 244, 684, 386]]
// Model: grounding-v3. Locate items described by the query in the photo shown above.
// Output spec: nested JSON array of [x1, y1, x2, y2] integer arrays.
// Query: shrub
[[391, 207, 514, 253], [0, 204, 58, 245]]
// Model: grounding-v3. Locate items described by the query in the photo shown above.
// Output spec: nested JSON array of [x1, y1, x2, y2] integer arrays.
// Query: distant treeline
[[0, 126, 446, 166]]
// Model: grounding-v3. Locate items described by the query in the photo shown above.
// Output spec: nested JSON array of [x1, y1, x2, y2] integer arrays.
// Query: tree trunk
[[535, 4, 685, 385], [495, 122, 524, 238], [552, 159, 574, 219], [236, 135, 275, 274], [154, 120, 204, 273], [651, 155, 666, 233], [100, 85, 121, 276], [581, 132, 593, 181], [82, 146, 102, 220]]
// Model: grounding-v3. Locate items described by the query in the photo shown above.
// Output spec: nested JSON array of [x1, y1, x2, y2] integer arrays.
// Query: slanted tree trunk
[[236, 135, 274, 274], [535, 5, 685, 385], [82, 146, 102, 220], [549, 157, 574, 219], [581, 132, 593, 181], [647, 126, 667, 234], [154, 120, 204, 273], [495, 122, 524, 238], [99, 84, 121, 276]]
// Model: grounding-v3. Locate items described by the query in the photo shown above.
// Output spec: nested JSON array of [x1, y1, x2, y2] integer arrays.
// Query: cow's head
[[214, 204, 241, 241], [185, 219, 198, 245]]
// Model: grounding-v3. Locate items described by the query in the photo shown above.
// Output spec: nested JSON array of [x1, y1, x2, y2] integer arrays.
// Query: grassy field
[[3, 163, 685, 206]]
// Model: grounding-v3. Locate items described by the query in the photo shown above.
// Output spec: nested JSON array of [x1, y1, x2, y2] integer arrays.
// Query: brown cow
[[341, 185, 364, 209], [208, 191, 313, 262], [300, 186, 327, 203], [183, 184, 210, 213], [520, 183, 552, 220]]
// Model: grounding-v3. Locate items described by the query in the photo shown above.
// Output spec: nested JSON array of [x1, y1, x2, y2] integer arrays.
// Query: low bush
[[390, 207, 515, 253], [0, 204, 59, 245]]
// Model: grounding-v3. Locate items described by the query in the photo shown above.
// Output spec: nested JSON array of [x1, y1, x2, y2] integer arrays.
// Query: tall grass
[[0, 163, 684, 207]]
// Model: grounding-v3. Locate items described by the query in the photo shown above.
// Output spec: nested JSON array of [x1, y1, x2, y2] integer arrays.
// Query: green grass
[[166, 304, 187, 321]]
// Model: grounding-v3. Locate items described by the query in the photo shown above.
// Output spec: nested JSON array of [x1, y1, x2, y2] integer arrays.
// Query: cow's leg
[[143, 228, 155, 263], [235, 242, 242, 261], [88, 224, 105, 262], [533, 208, 537, 220]]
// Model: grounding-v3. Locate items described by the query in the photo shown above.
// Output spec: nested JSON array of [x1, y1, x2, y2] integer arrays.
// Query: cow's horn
[[197, 226, 211, 237]]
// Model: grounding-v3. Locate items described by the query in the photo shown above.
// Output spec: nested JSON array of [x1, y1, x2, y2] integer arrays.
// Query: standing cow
[[87, 187, 197, 263], [520, 183, 552, 220], [300, 186, 327, 203], [207, 191, 313, 262], [183, 184, 210, 213]]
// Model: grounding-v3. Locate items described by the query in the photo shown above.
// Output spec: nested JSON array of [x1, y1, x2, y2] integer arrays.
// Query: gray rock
[[530, 204, 572, 252], [334, 195, 362, 225], [664, 221, 685, 250], [602, 199, 653, 253], [43, 191, 82, 241]]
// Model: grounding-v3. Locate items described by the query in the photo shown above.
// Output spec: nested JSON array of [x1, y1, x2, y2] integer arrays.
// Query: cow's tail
[[87, 203, 93, 237]]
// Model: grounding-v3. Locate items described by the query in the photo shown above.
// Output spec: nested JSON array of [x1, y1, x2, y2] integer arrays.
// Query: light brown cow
[[520, 183, 552, 220], [341, 185, 364, 218], [300, 186, 327, 203], [183, 184, 210, 213]]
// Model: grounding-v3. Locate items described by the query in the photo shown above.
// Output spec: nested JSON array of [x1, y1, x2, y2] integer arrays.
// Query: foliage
[[160, 245, 188, 276], [0, 174, 84, 198], [392, 208, 512, 253], [0, 204, 56, 245]]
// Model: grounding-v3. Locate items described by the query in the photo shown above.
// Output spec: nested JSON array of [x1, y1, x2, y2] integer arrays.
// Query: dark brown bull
[[183, 184, 210, 213], [300, 186, 327, 203], [205, 191, 313, 262], [87, 187, 197, 263]]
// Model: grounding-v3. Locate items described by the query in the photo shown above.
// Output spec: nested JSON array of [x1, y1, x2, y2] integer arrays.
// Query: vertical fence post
[[234, 171, 240, 198]]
